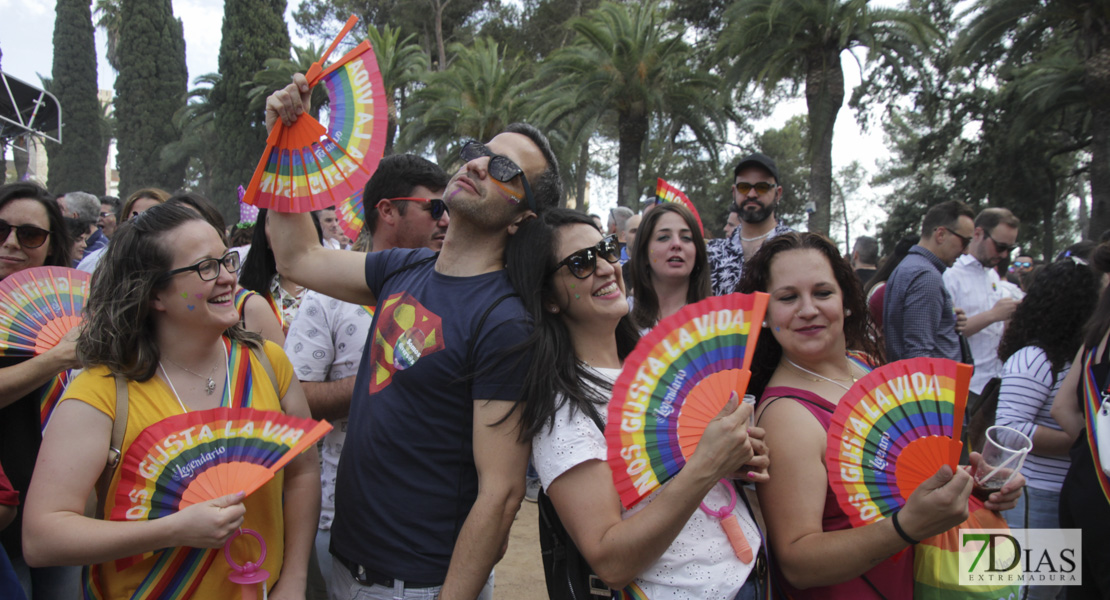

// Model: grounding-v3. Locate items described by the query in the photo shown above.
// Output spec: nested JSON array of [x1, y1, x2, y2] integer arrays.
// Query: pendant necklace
[[159, 343, 229, 408]]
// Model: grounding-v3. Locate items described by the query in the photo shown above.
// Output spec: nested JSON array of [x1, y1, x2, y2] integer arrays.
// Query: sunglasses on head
[[734, 182, 776, 195], [459, 140, 536, 213], [0, 219, 50, 249], [550, 235, 620, 279], [377, 197, 448, 220], [159, 252, 241, 283]]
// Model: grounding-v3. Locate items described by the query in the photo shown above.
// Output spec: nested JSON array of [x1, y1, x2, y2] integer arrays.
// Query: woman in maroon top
[[738, 232, 1023, 599]]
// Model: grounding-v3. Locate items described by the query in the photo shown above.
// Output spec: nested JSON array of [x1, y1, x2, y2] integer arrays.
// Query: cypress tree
[[48, 0, 104, 195], [210, 0, 290, 214], [114, 0, 187, 198]]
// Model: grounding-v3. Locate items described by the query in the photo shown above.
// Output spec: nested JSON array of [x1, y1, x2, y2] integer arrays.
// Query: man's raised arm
[[264, 75, 376, 306]]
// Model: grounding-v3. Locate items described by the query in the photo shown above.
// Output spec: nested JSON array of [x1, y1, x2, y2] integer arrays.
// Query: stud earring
[[761, 321, 768, 328], [845, 309, 852, 317]]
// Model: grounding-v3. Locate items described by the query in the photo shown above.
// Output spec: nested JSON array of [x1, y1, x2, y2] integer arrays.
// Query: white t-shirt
[[284, 290, 373, 529], [532, 367, 760, 599]]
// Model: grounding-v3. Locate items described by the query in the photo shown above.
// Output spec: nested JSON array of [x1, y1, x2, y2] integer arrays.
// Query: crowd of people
[[0, 71, 1104, 600]]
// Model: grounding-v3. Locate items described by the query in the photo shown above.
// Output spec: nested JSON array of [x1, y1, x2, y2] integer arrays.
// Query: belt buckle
[[588, 574, 610, 597]]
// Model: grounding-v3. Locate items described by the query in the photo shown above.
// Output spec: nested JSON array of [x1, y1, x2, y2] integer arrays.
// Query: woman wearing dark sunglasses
[[24, 203, 319, 600], [0, 182, 79, 598], [508, 209, 768, 600], [627, 203, 711, 332]]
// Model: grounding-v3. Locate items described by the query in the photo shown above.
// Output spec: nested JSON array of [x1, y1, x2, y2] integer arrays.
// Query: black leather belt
[[334, 552, 441, 589]]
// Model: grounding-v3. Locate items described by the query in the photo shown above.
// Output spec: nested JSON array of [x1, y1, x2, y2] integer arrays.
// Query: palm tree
[[398, 38, 534, 162], [93, 0, 122, 72], [716, 0, 935, 236], [162, 73, 221, 201], [537, 1, 730, 207], [366, 24, 430, 153], [957, 0, 1110, 239], [246, 43, 327, 118]]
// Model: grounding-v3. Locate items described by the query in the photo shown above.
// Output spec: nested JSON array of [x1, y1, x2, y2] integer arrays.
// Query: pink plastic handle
[[224, 528, 270, 585], [699, 479, 737, 518]]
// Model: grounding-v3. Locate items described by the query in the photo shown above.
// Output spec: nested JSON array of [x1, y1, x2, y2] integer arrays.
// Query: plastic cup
[[976, 425, 1032, 490], [742, 394, 757, 427]]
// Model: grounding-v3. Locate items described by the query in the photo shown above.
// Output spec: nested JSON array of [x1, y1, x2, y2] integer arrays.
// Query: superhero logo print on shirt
[[370, 291, 446, 392]]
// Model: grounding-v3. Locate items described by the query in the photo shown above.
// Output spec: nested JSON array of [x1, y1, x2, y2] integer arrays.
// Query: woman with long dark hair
[[738, 232, 1022, 599], [1051, 242, 1110, 598], [993, 257, 1097, 600], [0, 182, 76, 598], [509, 208, 767, 599], [627, 203, 711, 331], [238, 208, 322, 334], [23, 203, 319, 599]]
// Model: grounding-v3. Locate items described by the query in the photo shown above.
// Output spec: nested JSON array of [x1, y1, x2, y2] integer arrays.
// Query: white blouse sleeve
[[532, 397, 608, 490]]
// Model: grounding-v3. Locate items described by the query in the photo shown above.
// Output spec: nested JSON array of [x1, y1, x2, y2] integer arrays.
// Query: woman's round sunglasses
[[550, 235, 620, 279], [0, 219, 50, 249], [376, 197, 448, 220]]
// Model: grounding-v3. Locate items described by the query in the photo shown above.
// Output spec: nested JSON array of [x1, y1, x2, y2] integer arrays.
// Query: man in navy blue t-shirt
[[266, 74, 562, 600]]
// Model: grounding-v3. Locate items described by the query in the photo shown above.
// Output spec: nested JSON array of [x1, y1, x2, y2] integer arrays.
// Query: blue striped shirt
[[883, 246, 960, 362]]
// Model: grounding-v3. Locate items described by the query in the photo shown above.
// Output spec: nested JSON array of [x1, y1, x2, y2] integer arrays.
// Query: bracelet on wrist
[[891, 510, 919, 545]]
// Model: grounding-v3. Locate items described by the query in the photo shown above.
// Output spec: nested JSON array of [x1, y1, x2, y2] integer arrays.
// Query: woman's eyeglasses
[[459, 141, 536, 212], [160, 252, 241, 282], [0, 219, 50, 249], [376, 197, 448, 220], [550, 235, 620, 279]]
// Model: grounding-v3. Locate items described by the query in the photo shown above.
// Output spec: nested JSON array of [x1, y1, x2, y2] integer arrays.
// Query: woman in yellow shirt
[[23, 203, 319, 600]]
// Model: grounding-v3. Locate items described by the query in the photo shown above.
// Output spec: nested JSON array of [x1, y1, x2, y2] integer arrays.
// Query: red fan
[[0, 266, 90, 356], [243, 15, 388, 213]]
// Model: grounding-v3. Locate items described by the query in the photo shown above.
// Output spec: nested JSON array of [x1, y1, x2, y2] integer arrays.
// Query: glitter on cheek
[[575, 294, 580, 299]]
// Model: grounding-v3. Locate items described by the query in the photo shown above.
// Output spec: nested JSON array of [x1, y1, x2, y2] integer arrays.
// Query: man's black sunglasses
[[0, 219, 50, 249], [459, 141, 536, 213], [377, 197, 448, 220], [550, 235, 620, 279]]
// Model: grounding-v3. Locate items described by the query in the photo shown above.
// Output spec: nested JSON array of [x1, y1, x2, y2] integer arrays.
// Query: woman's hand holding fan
[[170, 491, 247, 549]]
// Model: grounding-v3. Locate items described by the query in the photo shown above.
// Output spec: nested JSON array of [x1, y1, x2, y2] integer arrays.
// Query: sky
[[1, 0, 888, 242]]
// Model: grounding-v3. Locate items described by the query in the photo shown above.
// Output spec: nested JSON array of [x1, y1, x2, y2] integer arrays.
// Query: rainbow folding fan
[[826, 358, 972, 527], [336, 188, 365, 241], [606, 292, 768, 508], [0, 266, 90, 357], [655, 178, 704, 234], [243, 15, 387, 213]]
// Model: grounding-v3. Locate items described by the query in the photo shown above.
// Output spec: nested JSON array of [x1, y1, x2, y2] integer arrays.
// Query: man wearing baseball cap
[[707, 152, 793, 296]]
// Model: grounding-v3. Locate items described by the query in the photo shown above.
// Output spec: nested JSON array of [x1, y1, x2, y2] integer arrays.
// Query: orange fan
[[0, 266, 90, 356], [243, 15, 388, 213], [826, 358, 971, 527], [676, 369, 752, 459]]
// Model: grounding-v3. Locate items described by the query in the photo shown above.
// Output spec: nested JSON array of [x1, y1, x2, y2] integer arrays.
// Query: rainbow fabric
[[38, 369, 70, 430], [1081, 345, 1110, 504], [617, 582, 649, 600], [654, 178, 704, 234], [606, 292, 768, 508], [826, 358, 970, 527], [913, 497, 1020, 600], [243, 39, 387, 213], [337, 188, 365, 241]]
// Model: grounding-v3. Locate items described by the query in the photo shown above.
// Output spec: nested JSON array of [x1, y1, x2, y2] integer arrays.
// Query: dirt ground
[[494, 500, 547, 599]]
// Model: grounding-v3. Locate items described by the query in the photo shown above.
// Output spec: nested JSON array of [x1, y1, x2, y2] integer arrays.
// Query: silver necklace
[[740, 230, 773, 242], [160, 343, 228, 397], [783, 356, 857, 391]]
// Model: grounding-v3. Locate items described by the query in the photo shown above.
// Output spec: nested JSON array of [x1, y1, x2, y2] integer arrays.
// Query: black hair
[[999, 258, 1098, 380], [0, 181, 72, 269], [362, 154, 449, 236], [238, 208, 323, 296], [167, 193, 228, 244], [920, 200, 974, 239], [1083, 242, 1110, 349], [865, 233, 918, 297], [504, 122, 562, 213], [506, 208, 640, 438]]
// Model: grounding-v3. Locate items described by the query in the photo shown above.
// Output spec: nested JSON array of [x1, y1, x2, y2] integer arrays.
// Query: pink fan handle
[[225, 528, 270, 600]]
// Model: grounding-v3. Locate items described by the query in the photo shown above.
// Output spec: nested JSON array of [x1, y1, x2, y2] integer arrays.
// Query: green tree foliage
[[956, 0, 1110, 240], [366, 25, 430, 153], [247, 43, 328, 119], [399, 38, 533, 161], [716, 0, 935, 236], [48, 0, 104, 195], [162, 73, 221, 200], [93, 0, 122, 72], [210, 0, 290, 212], [114, 0, 187, 198], [537, 1, 729, 208]]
